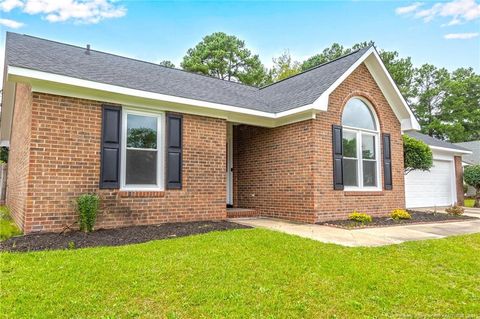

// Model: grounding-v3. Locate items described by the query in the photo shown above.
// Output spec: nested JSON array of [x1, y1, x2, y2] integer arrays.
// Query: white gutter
[[429, 145, 472, 155]]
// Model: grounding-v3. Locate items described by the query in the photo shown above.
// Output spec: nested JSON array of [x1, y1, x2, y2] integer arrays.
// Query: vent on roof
[[85, 44, 91, 55]]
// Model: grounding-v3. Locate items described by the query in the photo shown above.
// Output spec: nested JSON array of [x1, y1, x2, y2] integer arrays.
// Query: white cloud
[[395, 2, 424, 15], [397, 0, 480, 25], [0, 0, 22, 11], [0, 0, 126, 24], [0, 18, 24, 28], [444, 32, 479, 39]]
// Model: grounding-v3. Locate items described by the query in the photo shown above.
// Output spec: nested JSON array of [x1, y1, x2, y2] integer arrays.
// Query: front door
[[226, 123, 233, 206]]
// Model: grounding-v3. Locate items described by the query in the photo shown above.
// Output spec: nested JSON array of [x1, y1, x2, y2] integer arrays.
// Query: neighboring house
[[403, 131, 471, 208], [0, 32, 463, 234], [455, 141, 480, 196]]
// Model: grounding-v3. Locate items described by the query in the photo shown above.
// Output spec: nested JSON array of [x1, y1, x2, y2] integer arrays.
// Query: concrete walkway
[[231, 216, 480, 247]]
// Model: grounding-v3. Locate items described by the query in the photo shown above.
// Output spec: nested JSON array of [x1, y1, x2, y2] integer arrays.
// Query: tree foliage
[[127, 128, 157, 149], [181, 32, 268, 86], [159, 60, 175, 68], [464, 165, 480, 208], [403, 135, 433, 174], [269, 50, 301, 82]]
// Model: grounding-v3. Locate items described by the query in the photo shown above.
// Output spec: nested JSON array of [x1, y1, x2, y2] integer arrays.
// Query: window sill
[[118, 191, 165, 198], [344, 191, 384, 196]]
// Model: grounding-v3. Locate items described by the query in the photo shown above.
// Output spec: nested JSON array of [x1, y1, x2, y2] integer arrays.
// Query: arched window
[[341, 98, 380, 189]]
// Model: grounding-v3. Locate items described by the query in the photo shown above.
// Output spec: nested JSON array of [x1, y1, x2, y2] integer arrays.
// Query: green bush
[[348, 211, 372, 223], [464, 165, 480, 207], [445, 205, 464, 216], [0, 206, 22, 241], [76, 194, 100, 232], [390, 209, 411, 220], [403, 135, 433, 174]]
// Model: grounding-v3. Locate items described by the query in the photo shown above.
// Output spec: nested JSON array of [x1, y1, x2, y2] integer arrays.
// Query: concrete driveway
[[231, 216, 480, 247]]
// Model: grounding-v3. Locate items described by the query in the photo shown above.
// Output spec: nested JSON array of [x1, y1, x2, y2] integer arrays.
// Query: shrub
[[391, 209, 411, 220], [445, 205, 464, 216], [403, 135, 433, 174], [0, 206, 22, 241], [76, 194, 100, 232], [348, 211, 372, 223], [464, 165, 480, 208]]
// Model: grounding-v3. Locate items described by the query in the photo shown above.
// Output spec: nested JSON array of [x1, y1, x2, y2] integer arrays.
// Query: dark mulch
[[0, 221, 251, 252], [320, 210, 477, 229]]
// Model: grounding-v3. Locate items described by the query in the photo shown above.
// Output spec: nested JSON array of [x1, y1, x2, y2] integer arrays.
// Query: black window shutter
[[383, 133, 393, 190], [100, 105, 121, 189], [332, 124, 344, 190], [166, 113, 183, 189]]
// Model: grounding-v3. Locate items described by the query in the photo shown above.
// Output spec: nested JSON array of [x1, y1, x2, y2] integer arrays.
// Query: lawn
[[465, 198, 475, 208], [1, 229, 479, 318]]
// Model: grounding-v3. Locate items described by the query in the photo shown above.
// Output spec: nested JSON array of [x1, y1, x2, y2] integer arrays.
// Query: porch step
[[227, 208, 258, 218]]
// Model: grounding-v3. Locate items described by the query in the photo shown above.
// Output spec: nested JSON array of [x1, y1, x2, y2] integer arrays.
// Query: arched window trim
[[342, 97, 382, 191]]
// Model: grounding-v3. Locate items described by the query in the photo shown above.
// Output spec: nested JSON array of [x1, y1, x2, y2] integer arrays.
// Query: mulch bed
[[320, 210, 477, 229], [0, 221, 251, 253]]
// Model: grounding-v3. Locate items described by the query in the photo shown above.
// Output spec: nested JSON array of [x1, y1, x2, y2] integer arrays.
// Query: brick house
[[0, 32, 464, 233]]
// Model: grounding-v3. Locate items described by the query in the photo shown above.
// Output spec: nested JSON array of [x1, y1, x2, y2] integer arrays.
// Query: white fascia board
[[312, 47, 376, 111], [311, 47, 421, 131], [369, 50, 420, 131], [8, 66, 276, 118], [429, 145, 472, 156], [7, 66, 326, 127]]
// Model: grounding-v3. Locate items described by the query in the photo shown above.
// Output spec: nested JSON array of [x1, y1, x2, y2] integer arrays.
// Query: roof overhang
[[429, 145, 472, 156], [1, 48, 421, 143], [311, 47, 421, 131], [1, 66, 318, 141]]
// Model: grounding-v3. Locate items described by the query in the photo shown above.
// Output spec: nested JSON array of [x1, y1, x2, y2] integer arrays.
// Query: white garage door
[[405, 159, 455, 208]]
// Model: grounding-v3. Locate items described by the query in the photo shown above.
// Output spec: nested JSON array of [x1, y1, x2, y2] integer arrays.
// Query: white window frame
[[342, 98, 381, 191], [120, 108, 165, 191]]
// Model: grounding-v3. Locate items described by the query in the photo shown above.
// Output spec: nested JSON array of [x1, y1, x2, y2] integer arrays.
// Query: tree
[[269, 50, 301, 82], [464, 165, 480, 208], [410, 64, 450, 138], [403, 135, 433, 174], [379, 51, 415, 100], [159, 60, 175, 68], [300, 43, 349, 71], [434, 68, 480, 142], [181, 32, 268, 86]]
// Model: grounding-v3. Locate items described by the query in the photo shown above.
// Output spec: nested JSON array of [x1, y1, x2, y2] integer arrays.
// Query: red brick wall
[[313, 63, 405, 221], [454, 156, 464, 206], [233, 121, 316, 223], [6, 83, 32, 230], [12, 92, 226, 233], [234, 63, 405, 222]]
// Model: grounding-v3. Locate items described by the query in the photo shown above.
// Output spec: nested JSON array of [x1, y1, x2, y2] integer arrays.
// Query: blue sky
[[0, 0, 479, 83]]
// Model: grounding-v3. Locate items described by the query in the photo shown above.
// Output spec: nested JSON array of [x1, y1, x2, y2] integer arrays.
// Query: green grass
[[465, 198, 475, 208], [1, 230, 479, 318], [0, 206, 21, 241]]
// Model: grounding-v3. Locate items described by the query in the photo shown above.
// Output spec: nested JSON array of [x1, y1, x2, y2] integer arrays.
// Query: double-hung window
[[341, 98, 380, 190], [121, 110, 164, 190]]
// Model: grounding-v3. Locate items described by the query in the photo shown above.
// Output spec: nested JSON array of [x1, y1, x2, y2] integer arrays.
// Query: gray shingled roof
[[5, 32, 370, 114], [405, 131, 471, 152]]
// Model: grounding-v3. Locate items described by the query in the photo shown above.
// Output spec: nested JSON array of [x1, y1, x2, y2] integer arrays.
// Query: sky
[[0, 0, 479, 88]]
